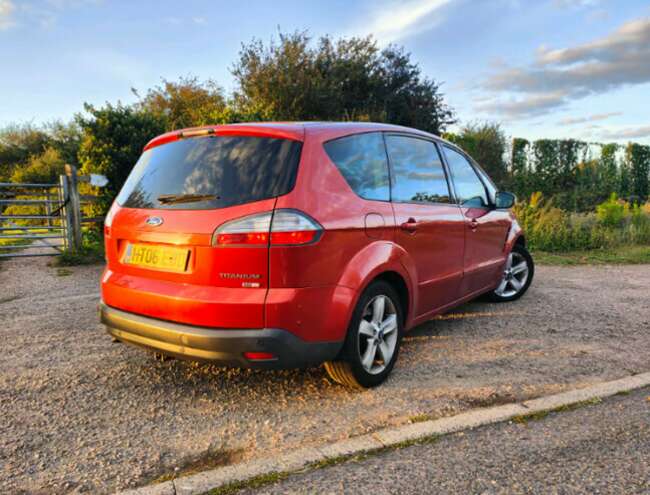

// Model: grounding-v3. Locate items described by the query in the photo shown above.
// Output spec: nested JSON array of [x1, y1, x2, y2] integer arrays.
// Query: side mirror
[[495, 191, 515, 209]]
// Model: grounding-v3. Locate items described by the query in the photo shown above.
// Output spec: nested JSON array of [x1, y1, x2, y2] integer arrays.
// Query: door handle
[[469, 218, 478, 231], [400, 218, 418, 233]]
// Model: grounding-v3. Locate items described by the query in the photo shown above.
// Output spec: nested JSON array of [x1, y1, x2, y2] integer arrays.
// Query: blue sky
[[1, 0, 649, 143]]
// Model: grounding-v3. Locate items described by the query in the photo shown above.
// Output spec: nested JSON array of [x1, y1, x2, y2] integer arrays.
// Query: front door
[[441, 145, 511, 294], [385, 134, 465, 317]]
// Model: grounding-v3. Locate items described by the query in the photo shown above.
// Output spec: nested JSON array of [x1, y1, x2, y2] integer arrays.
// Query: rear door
[[386, 134, 465, 316], [441, 145, 511, 295]]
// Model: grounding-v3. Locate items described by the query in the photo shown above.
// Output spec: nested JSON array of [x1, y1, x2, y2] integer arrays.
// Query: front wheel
[[489, 244, 534, 302], [324, 281, 403, 389]]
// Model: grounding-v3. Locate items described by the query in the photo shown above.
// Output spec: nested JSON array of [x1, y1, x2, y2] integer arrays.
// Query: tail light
[[213, 209, 322, 247]]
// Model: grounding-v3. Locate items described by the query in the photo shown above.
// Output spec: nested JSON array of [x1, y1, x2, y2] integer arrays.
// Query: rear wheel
[[324, 281, 403, 389], [489, 244, 534, 302]]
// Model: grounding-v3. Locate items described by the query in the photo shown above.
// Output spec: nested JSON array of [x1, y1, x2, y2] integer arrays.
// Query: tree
[[134, 76, 229, 130], [444, 121, 507, 186], [231, 31, 455, 134], [598, 143, 619, 198], [77, 103, 166, 211], [0, 123, 51, 181], [625, 143, 650, 202], [509, 137, 530, 198], [11, 147, 65, 184], [46, 120, 83, 168]]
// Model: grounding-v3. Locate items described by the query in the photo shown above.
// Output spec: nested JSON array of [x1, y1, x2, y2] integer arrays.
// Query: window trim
[[322, 131, 392, 204], [440, 143, 493, 210], [468, 156, 498, 206], [383, 132, 457, 207]]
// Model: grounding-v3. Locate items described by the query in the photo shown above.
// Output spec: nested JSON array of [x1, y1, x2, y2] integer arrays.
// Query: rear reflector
[[243, 352, 276, 361], [213, 210, 322, 247]]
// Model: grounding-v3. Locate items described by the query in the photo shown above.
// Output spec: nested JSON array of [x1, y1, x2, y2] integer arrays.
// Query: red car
[[100, 122, 533, 388]]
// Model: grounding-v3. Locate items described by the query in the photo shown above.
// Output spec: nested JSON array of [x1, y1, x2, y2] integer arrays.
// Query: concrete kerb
[[118, 371, 650, 495]]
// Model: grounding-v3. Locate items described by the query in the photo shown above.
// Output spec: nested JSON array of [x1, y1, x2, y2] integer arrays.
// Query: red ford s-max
[[100, 122, 534, 388]]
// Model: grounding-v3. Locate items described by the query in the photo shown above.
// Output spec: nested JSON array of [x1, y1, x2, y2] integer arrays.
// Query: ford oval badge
[[145, 216, 163, 227]]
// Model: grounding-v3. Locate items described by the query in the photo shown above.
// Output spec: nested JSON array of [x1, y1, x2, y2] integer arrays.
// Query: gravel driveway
[[1, 257, 649, 493]]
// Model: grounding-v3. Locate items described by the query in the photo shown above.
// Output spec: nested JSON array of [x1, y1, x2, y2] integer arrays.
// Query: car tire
[[324, 281, 403, 389], [489, 244, 534, 302]]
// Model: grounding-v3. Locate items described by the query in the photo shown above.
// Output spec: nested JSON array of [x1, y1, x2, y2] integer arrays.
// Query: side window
[[323, 133, 390, 201], [385, 135, 451, 204], [443, 146, 489, 208]]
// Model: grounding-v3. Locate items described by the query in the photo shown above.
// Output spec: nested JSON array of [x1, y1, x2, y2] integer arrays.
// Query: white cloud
[[558, 111, 622, 125], [163, 15, 207, 27], [553, 0, 601, 8], [477, 16, 650, 119], [357, 0, 455, 43], [44, 0, 101, 8], [14, 0, 101, 29], [598, 125, 650, 140], [476, 90, 569, 119], [0, 0, 15, 30]]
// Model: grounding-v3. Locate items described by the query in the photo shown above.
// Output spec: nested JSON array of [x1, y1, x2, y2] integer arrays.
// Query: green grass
[[51, 228, 105, 266], [409, 413, 434, 424], [204, 435, 441, 495], [206, 471, 292, 495], [512, 397, 602, 424], [53, 245, 104, 266], [533, 245, 650, 265]]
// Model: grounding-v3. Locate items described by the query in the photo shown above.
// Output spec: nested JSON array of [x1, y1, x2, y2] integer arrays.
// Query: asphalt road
[[243, 386, 650, 494]]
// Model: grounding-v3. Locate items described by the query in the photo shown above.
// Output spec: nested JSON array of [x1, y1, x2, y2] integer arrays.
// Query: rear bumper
[[100, 303, 343, 369]]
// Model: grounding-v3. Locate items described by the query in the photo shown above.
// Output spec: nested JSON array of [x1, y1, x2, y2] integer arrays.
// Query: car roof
[[144, 121, 453, 151]]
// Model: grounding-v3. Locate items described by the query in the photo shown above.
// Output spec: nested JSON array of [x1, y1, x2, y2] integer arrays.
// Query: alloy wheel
[[357, 295, 398, 375], [494, 251, 530, 298]]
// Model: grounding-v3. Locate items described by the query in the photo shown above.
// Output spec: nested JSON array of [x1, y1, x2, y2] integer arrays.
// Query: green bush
[[596, 193, 628, 228], [514, 192, 650, 252]]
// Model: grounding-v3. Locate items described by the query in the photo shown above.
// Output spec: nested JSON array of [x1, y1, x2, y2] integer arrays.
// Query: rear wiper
[[157, 193, 219, 204]]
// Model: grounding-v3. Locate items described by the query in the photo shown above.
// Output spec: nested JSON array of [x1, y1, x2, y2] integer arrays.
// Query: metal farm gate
[[0, 165, 102, 259]]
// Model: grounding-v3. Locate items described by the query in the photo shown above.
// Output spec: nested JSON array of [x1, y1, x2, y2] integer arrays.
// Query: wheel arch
[[515, 234, 527, 248], [337, 241, 417, 331]]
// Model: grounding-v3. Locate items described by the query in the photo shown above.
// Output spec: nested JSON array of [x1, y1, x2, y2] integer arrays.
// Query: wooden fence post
[[59, 174, 73, 251], [63, 164, 82, 252]]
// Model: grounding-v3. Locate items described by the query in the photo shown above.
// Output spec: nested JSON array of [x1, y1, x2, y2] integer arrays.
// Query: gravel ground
[[244, 386, 650, 494], [0, 257, 649, 493]]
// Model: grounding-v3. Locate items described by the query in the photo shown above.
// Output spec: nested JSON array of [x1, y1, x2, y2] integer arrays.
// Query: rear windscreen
[[116, 135, 303, 210]]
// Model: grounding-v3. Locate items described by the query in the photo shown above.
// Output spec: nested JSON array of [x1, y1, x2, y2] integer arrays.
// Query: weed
[[155, 448, 246, 485], [207, 471, 291, 495], [512, 397, 602, 424]]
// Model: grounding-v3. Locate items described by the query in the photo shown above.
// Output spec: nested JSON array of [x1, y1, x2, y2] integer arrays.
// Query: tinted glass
[[116, 136, 302, 210], [323, 133, 390, 201], [385, 135, 451, 203], [443, 146, 489, 207]]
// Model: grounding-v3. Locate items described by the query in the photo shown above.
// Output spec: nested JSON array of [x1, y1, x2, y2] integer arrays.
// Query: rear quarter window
[[323, 132, 390, 201]]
